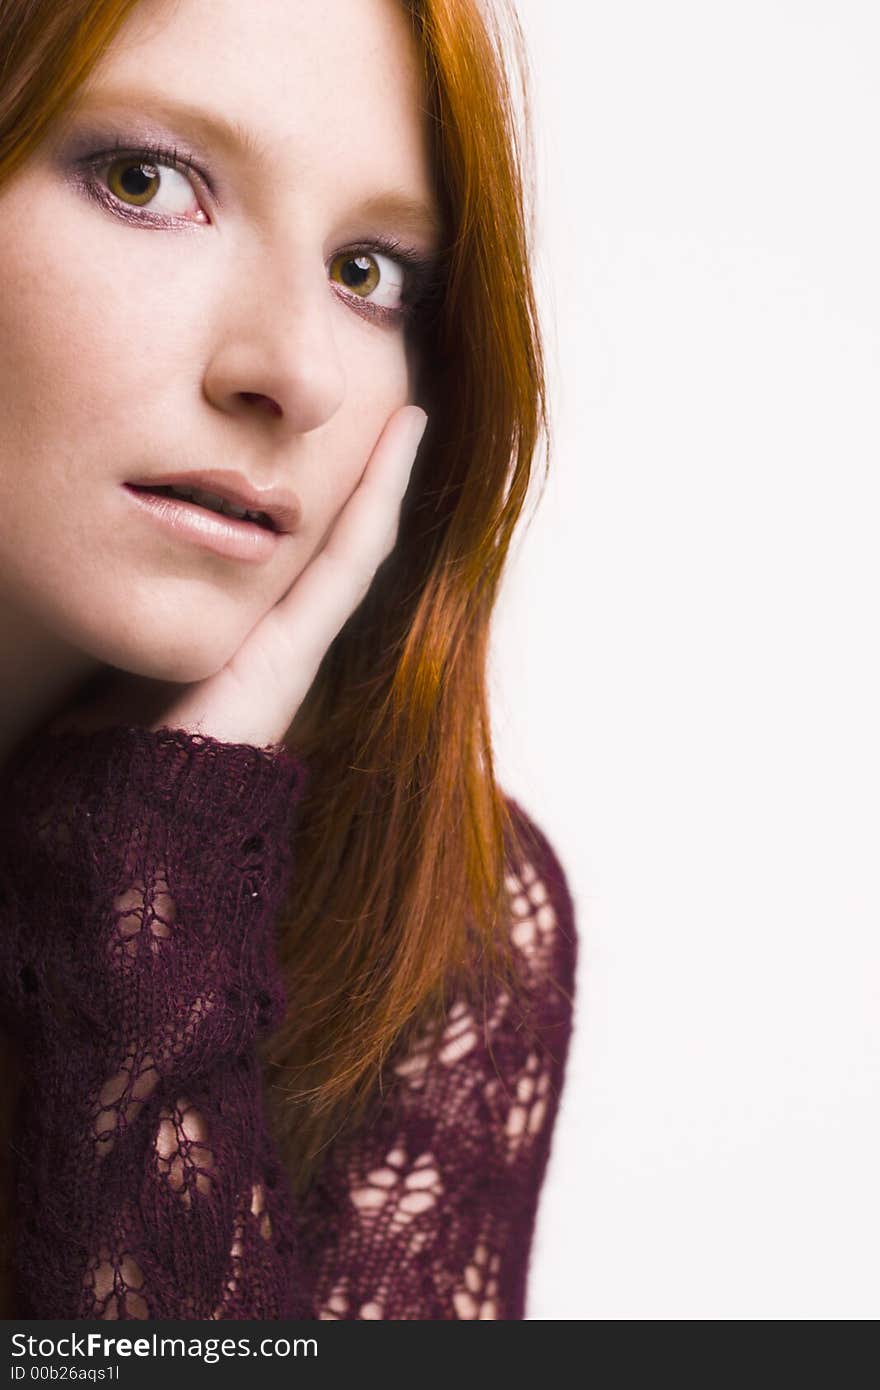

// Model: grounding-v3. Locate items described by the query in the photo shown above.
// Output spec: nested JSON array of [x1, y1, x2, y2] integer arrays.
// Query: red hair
[[0, 0, 552, 1194]]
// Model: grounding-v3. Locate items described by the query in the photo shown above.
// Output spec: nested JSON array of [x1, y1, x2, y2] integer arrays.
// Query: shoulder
[[500, 791, 579, 1014], [385, 792, 579, 1180], [393, 791, 579, 1094], [376, 790, 579, 1107]]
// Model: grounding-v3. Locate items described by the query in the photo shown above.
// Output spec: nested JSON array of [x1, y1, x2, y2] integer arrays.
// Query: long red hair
[[0, 0, 552, 1195]]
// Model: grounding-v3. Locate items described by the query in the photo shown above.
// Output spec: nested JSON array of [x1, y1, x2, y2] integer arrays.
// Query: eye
[[328, 249, 405, 311], [85, 150, 207, 223], [74, 141, 443, 324], [104, 155, 203, 218]]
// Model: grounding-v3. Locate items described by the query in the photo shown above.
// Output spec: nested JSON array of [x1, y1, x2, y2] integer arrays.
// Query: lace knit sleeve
[[0, 723, 310, 1320], [295, 797, 578, 1320]]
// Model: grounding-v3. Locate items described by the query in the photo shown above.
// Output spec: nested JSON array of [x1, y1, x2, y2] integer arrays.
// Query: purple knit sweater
[[0, 723, 577, 1320]]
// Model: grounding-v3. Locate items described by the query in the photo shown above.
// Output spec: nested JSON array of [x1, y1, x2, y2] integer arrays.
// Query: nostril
[[240, 391, 282, 418]]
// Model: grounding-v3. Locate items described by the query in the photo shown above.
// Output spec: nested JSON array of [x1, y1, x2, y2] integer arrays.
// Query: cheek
[[346, 329, 414, 418], [1, 185, 95, 349], [0, 178, 193, 467], [0, 250, 110, 452], [305, 348, 412, 542]]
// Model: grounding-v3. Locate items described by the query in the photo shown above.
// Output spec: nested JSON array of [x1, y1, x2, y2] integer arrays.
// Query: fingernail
[[410, 407, 428, 448]]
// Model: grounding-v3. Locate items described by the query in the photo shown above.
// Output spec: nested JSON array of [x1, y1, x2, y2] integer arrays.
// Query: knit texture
[[0, 723, 577, 1320]]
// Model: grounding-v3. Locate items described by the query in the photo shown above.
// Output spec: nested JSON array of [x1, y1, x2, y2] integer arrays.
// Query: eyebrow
[[69, 87, 445, 243]]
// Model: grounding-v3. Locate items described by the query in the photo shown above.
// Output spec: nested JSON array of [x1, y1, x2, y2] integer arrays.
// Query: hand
[[47, 405, 428, 749]]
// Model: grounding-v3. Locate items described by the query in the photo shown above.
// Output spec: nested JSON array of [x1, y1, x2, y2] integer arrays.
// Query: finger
[[251, 404, 428, 685], [320, 404, 427, 565]]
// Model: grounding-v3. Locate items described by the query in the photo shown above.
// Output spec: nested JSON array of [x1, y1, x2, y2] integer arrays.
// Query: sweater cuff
[[0, 722, 309, 900], [1, 719, 307, 806], [0, 723, 310, 1045]]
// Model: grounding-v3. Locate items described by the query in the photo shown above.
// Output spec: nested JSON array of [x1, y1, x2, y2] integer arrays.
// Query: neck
[[0, 602, 103, 771]]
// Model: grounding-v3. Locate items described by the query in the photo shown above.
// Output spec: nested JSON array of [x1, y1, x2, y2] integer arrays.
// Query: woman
[[0, 0, 577, 1319]]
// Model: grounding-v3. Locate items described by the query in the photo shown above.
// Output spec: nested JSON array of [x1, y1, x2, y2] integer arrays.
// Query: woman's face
[[0, 0, 440, 682]]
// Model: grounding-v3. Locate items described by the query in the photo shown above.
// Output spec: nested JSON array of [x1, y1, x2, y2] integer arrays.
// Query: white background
[[490, 0, 880, 1318]]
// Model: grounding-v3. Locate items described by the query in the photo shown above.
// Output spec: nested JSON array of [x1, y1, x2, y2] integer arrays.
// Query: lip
[[123, 484, 283, 564], [124, 469, 301, 535]]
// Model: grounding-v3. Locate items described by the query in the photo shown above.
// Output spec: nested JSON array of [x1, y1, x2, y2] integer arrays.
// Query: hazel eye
[[103, 156, 202, 218], [328, 249, 405, 310]]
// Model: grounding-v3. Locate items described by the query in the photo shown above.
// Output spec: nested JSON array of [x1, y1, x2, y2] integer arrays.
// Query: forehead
[[80, 0, 437, 229]]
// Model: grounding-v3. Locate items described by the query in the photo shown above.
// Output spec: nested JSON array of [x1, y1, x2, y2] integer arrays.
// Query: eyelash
[[73, 137, 443, 329]]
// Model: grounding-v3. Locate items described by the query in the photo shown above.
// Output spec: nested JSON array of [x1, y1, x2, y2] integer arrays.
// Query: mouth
[[126, 483, 277, 532]]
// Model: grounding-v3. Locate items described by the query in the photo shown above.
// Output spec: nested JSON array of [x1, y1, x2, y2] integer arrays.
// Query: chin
[[58, 609, 244, 687], [119, 648, 233, 686]]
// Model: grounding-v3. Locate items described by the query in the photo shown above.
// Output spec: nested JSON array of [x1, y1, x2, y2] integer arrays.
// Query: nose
[[202, 247, 346, 436]]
